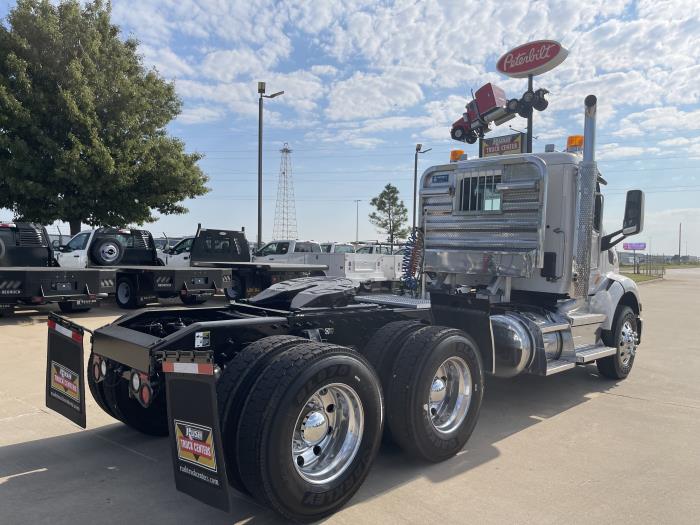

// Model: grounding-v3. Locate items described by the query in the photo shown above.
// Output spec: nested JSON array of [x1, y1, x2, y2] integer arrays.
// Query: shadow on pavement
[[0, 364, 620, 524]]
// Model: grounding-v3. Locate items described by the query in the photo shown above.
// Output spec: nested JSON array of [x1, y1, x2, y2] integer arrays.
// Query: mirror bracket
[[601, 228, 625, 252]]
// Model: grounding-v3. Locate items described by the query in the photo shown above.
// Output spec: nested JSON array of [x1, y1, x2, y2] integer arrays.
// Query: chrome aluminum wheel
[[619, 320, 638, 366], [292, 383, 364, 484], [427, 355, 472, 434], [100, 242, 120, 264], [117, 282, 131, 304]]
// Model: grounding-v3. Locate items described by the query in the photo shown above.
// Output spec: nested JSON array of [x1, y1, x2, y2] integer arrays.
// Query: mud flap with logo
[[163, 353, 230, 512], [45, 313, 86, 428]]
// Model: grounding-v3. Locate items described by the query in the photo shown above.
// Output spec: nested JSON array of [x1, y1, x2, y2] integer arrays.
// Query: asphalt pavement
[[1, 271, 698, 524]]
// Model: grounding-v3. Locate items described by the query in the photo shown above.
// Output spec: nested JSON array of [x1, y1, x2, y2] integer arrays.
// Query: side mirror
[[622, 190, 644, 235], [51, 240, 60, 249]]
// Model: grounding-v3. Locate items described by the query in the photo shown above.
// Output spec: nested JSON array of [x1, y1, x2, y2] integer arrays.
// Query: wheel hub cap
[[427, 353, 472, 435], [301, 411, 328, 445], [291, 383, 364, 485], [101, 243, 119, 262], [619, 321, 638, 366]]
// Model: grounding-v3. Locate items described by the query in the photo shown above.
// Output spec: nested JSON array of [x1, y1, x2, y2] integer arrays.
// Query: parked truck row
[[45, 95, 646, 522]]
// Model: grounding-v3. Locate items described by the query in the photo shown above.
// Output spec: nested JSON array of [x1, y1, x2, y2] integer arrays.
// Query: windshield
[[334, 244, 355, 253]]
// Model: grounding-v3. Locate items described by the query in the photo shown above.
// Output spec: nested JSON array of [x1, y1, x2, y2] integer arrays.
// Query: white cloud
[[139, 45, 194, 77], [177, 106, 226, 125], [597, 143, 660, 160], [613, 107, 700, 137], [325, 71, 423, 121]]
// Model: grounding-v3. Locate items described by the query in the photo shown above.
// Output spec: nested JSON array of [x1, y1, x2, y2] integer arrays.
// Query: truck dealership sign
[[479, 133, 525, 158], [623, 242, 646, 251], [497, 40, 568, 78]]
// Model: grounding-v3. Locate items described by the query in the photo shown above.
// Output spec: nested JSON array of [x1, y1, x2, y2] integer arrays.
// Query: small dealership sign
[[497, 40, 568, 78], [623, 242, 646, 251], [479, 133, 525, 158]]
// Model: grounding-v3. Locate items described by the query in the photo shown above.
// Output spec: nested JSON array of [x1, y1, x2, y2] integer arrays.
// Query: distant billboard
[[623, 242, 646, 251]]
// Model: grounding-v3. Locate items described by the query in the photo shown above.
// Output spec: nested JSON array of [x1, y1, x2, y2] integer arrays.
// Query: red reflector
[[140, 385, 151, 405]]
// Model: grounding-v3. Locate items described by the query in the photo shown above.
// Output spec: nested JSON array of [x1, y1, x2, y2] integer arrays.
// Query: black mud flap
[[163, 352, 230, 512], [45, 313, 86, 428]]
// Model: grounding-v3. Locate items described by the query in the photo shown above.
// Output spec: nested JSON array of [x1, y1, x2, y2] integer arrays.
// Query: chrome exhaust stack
[[573, 95, 598, 300]]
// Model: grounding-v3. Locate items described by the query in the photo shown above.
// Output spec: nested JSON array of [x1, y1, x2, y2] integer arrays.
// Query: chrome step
[[540, 322, 570, 334], [545, 359, 576, 376], [575, 344, 617, 363], [567, 312, 606, 326]]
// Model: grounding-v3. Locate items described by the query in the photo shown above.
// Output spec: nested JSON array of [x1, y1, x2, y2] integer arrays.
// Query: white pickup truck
[[254, 239, 405, 290]]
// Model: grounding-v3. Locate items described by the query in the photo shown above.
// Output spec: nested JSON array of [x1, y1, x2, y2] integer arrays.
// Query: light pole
[[257, 81, 284, 249], [413, 143, 431, 231], [353, 199, 361, 243]]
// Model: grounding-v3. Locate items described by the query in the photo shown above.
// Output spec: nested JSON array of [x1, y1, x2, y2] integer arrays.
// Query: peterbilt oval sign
[[497, 40, 568, 78]]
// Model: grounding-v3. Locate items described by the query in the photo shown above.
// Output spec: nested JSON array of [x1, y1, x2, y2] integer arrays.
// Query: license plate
[[55, 282, 72, 292], [192, 277, 207, 286]]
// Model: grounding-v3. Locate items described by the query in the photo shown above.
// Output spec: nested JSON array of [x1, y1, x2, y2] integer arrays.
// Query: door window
[[65, 232, 90, 251], [295, 242, 320, 253], [172, 238, 193, 255]]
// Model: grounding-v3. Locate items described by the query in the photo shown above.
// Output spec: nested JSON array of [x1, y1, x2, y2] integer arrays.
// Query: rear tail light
[[92, 355, 106, 383], [129, 370, 152, 408], [139, 384, 152, 406]]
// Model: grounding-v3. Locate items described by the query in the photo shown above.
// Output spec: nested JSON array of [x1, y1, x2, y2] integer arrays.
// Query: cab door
[[164, 238, 194, 267], [55, 232, 92, 268]]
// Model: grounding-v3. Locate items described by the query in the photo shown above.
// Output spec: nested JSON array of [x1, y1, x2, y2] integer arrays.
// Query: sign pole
[[526, 74, 533, 153]]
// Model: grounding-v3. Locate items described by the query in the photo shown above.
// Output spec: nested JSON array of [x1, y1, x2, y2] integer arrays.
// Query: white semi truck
[[45, 95, 644, 522]]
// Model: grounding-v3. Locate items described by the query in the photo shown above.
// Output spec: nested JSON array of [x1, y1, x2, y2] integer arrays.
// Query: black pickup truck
[[0, 222, 115, 315], [55, 227, 229, 309]]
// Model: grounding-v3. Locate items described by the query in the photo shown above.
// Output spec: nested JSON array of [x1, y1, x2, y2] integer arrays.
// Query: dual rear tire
[[218, 337, 383, 522], [362, 322, 485, 462]]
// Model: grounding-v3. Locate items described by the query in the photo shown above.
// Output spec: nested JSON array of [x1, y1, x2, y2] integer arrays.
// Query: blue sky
[[2, 0, 700, 254]]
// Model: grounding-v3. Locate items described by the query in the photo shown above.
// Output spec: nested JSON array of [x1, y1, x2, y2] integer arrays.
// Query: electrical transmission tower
[[273, 143, 298, 240]]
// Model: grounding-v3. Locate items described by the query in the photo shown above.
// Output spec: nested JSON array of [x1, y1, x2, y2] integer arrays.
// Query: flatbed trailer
[[195, 260, 328, 299], [55, 227, 229, 308], [0, 222, 116, 315], [168, 227, 330, 300], [0, 266, 116, 314], [44, 96, 647, 521]]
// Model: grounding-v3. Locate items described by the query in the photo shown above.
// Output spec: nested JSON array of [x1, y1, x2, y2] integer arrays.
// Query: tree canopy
[[0, 0, 208, 234], [369, 183, 409, 247]]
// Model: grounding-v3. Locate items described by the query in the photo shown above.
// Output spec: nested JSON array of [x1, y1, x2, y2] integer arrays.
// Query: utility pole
[[679, 222, 682, 264], [256, 81, 284, 249], [353, 199, 361, 243]]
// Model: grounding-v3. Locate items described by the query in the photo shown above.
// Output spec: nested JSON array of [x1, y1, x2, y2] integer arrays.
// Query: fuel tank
[[491, 311, 565, 377]]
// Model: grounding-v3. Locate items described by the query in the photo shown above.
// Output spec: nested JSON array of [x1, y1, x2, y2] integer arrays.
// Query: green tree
[[0, 0, 208, 234], [368, 183, 409, 247]]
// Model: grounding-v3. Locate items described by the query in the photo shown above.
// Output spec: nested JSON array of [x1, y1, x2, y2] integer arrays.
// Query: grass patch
[[621, 273, 662, 283]]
